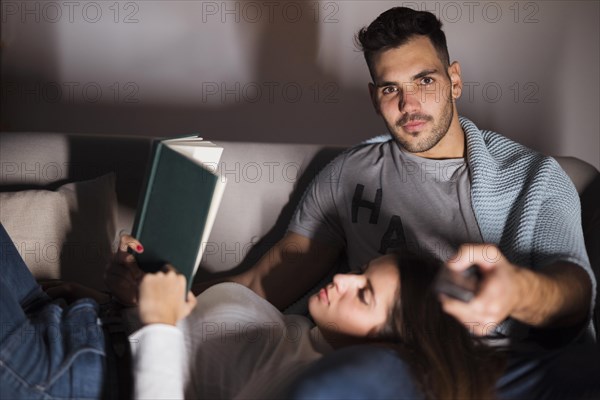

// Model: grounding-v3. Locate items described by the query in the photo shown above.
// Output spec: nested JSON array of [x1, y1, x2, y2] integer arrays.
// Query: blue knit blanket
[[365, 116, 596, 339]]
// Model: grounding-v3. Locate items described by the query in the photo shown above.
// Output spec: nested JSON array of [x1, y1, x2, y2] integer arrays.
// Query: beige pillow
[[0, 173, 117, 291]]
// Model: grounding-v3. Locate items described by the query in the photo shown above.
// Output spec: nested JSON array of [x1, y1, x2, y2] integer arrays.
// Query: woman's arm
[[130, 267, 196, 400]]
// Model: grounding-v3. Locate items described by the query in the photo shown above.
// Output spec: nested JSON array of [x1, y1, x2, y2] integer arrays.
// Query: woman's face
[[309, 254, 400, 338]]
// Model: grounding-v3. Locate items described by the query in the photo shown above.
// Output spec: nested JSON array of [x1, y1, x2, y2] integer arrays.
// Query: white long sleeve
[[129, 324, 185, 400], [128, 283, 332, 399]]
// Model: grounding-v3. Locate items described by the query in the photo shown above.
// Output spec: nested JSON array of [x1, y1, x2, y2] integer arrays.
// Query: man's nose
[[399, 83, 420, 113]]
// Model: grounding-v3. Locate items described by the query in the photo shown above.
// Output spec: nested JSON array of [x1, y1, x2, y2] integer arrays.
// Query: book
[[131, 135, 226, 290]]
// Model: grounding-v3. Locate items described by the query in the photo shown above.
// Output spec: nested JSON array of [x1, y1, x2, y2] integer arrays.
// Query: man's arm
[[108, 232, 342, 310], [194, 149, 347, 309], [193, 232, 343, 310], [511, 261, 591, 327], [440, 244, 592, 336]]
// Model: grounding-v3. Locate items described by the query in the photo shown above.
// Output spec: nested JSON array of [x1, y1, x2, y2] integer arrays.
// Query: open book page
[[166, 138, 223, 172], [193, 176, 226, 276]]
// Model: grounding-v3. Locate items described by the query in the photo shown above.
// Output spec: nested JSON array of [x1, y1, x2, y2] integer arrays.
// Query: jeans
[[287, 346, 425, 400], [287, 334, 600, 399], [0, 224, 106, 399]]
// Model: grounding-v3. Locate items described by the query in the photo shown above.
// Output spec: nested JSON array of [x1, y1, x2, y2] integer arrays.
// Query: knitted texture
[[463, 116, 596, 337], [364, 118, 592, 271], [362, 116, 596, 338]]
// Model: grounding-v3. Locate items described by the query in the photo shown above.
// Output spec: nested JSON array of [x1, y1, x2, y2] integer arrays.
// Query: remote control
[[434, 264, 482, 302]]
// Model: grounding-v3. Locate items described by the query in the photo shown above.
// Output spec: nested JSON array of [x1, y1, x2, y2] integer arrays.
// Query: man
[[226, 6, 593, 339], [284, 7, 599, 398], [108, 6, 597, 398]]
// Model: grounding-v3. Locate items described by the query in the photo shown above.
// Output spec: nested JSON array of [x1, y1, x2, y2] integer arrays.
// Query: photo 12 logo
[[200, 1, 339, 24], [201, 81, 340, 104], [1, 1, 140, 24], [399, 1, 540, 24], [2, 81, 140, 104], [461, 81, 540, 104]]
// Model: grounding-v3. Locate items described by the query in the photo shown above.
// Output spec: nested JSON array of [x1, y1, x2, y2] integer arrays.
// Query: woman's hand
[[138, 266, 197, 326], [105, 234, 145, 306]]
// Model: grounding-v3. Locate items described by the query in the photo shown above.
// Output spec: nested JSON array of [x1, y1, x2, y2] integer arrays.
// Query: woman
[[129, 236, 505, 400], [128, 235, 403, 399], [0, 225, 503, 399], [0, 225, 400, 399]]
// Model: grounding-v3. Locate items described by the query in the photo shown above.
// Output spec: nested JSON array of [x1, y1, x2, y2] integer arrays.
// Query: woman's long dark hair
[[376, 251, 505, 400]]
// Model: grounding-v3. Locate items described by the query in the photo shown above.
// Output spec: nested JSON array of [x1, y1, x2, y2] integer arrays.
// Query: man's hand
[[104, 234, 145, 306], [439, 244, 522, 336], [138, 266, 197, 326], [439, 243, 591, 336]]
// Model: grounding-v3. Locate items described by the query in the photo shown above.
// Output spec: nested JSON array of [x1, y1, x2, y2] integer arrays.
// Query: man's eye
[[420, 77, 434, 85], [382, 86, 397, 95]]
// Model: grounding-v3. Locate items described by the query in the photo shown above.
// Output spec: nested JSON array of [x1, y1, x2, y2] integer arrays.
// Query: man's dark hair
[[356, 7, 450, 79]]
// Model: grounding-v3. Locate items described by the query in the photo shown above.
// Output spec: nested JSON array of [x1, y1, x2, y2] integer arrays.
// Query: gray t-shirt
[[289, 140, 483, 269]]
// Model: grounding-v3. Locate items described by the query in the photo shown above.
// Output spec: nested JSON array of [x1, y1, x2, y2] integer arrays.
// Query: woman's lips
[[318, 288, 329, 304]]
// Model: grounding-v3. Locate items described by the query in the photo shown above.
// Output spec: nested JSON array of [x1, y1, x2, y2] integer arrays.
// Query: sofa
[[1, 131, 599, 338]]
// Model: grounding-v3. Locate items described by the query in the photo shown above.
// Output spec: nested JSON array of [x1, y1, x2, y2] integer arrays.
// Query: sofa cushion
[[0, 173, 117, 291]]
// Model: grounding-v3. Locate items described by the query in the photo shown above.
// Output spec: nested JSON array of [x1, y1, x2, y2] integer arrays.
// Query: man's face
[[368, 36, 462, 156]]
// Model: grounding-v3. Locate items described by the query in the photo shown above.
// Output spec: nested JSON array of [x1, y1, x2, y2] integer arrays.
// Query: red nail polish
[[137, 245, 143, 252]]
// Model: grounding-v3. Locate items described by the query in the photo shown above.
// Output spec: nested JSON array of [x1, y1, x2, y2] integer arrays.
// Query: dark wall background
[[1, 1, 598, 169]]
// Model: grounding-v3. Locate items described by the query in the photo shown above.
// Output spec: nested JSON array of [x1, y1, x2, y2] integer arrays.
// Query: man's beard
[[390, 98, 454, 154]]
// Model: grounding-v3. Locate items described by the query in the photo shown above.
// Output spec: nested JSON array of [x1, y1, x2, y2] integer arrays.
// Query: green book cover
[[132, 138, 225, 290]]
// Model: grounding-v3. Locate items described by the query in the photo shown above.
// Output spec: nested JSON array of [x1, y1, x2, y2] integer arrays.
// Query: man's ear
[[448, 61, 463, 100], [368, 82, 381, 115]]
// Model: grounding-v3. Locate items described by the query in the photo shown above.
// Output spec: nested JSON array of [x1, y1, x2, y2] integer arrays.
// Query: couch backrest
[[0, 132, 597, 276], [2, 131, 599, 341], [0, 132, 345, 276]]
